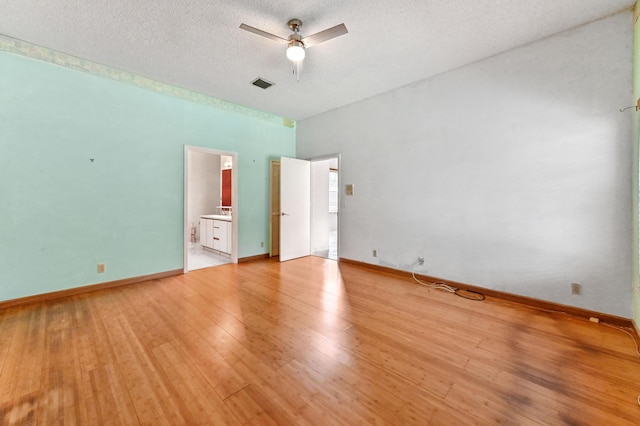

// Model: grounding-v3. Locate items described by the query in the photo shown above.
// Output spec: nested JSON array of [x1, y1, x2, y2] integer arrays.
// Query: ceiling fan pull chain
[[293, 61, 301, 82]]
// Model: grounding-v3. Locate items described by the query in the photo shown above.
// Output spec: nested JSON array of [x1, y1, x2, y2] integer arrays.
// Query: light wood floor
[[1, 257, 639, 425]]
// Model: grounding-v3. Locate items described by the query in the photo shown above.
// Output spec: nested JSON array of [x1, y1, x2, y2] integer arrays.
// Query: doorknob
[[281, 212, 289, 216]]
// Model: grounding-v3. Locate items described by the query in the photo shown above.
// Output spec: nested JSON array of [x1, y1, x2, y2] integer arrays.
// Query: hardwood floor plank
[[1, 256, 639, 425], [0, 307, 20, 384], [224, 384, 279, 425], [312, 355, 440, 424], [331, 324, 458, 398], [150, 341, 242, 425], [277, 359, 371, 425], [176, 329, 250, 400], [444, 381, 544, 426], [0, 306, 46, 409], [99, 313, 184, 425]]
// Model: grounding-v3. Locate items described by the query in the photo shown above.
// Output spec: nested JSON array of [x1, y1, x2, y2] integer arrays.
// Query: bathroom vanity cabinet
[[200, 215, 231, 254]]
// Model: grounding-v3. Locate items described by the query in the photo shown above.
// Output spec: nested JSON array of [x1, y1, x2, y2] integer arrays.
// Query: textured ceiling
[[0, 0, 634, 120]]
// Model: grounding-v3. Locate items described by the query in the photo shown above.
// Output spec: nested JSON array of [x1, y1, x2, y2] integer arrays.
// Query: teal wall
[[0, 51, 295, 301]]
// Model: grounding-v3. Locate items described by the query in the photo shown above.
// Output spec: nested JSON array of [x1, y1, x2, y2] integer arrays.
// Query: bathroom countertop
[[200, 214, 232, 221]]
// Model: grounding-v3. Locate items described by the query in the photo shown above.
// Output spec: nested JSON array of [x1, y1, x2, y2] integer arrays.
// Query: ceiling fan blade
[[239, 23, 287, 44], [302, 23, 348, 48]]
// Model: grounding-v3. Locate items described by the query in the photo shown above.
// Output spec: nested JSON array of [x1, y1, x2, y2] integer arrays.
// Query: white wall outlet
[[571, 283, 581, 295], [418, 256, 424, 265]]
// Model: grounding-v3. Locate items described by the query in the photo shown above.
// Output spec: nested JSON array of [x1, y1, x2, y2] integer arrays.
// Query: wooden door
[[221, 169, 232, 206], [270, 160, 280, 257]]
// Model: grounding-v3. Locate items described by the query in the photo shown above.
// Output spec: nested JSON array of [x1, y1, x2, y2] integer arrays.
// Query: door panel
[[279, 157, 310, 262]]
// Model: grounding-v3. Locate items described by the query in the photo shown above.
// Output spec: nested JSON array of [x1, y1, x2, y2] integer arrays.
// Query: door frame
[[183, 145, 239, 272], [270, 153, 341, 261], [269, 159, 280, 257], [308, 153, 341, 261]]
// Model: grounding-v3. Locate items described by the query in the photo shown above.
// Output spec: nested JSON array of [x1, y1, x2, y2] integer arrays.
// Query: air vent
[[251, 77, 274, 89]]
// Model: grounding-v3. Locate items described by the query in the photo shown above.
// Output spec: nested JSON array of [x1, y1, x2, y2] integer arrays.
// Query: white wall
[[188, 151, 220, 239], [297, 12, 633, 317]]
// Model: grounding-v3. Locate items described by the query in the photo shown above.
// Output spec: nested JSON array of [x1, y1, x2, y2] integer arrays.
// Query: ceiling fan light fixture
[[240, 18, 347, 80], [286, 41, 305, 62]]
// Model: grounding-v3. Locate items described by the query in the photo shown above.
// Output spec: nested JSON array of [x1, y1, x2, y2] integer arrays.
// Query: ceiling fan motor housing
[[287, 19, 305, 61], [288, 19, 303, 32]]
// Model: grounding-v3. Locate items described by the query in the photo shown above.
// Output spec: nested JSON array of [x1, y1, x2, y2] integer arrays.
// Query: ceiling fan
[[240, 19, 348, 81]]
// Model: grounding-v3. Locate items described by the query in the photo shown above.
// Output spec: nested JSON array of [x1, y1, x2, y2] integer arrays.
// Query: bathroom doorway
[[184, 145, 238, 272]]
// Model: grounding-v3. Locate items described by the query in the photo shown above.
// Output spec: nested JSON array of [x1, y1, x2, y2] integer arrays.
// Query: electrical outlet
[[373, 249, 377, 257], [571, 283, 581, 295], [418, 256, 424, 265], [97, 263, 105, 273], [260, 241, 264, 248]]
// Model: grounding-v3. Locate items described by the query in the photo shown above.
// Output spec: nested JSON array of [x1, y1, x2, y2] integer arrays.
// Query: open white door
[[280, 157, 310, 262]]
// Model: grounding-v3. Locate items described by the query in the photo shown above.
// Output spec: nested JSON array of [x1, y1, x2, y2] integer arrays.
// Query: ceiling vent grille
[[251, 77, 274, 89]]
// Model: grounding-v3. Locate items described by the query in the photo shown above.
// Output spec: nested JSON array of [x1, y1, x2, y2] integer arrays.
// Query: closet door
[[279, 157, 310, 262]]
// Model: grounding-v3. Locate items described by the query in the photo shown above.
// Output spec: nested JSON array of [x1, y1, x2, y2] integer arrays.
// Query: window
[[329, 169, 338, 213]]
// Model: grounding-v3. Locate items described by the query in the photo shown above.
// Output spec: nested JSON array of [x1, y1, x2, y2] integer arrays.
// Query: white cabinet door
[[202, 218, 231, 253], [213, 220, 230, 253], [212, 220, 221, 251], [206, 219, 215, 248]]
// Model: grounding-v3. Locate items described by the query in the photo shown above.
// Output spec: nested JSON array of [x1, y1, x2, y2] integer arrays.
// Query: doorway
[[270, 154, 340, 261], [310, 157, 339, 260], [184, 145, 238, 272]]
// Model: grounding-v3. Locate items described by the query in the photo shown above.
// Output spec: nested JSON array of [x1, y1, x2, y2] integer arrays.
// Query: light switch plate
[[345, 184, 354, 196]]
